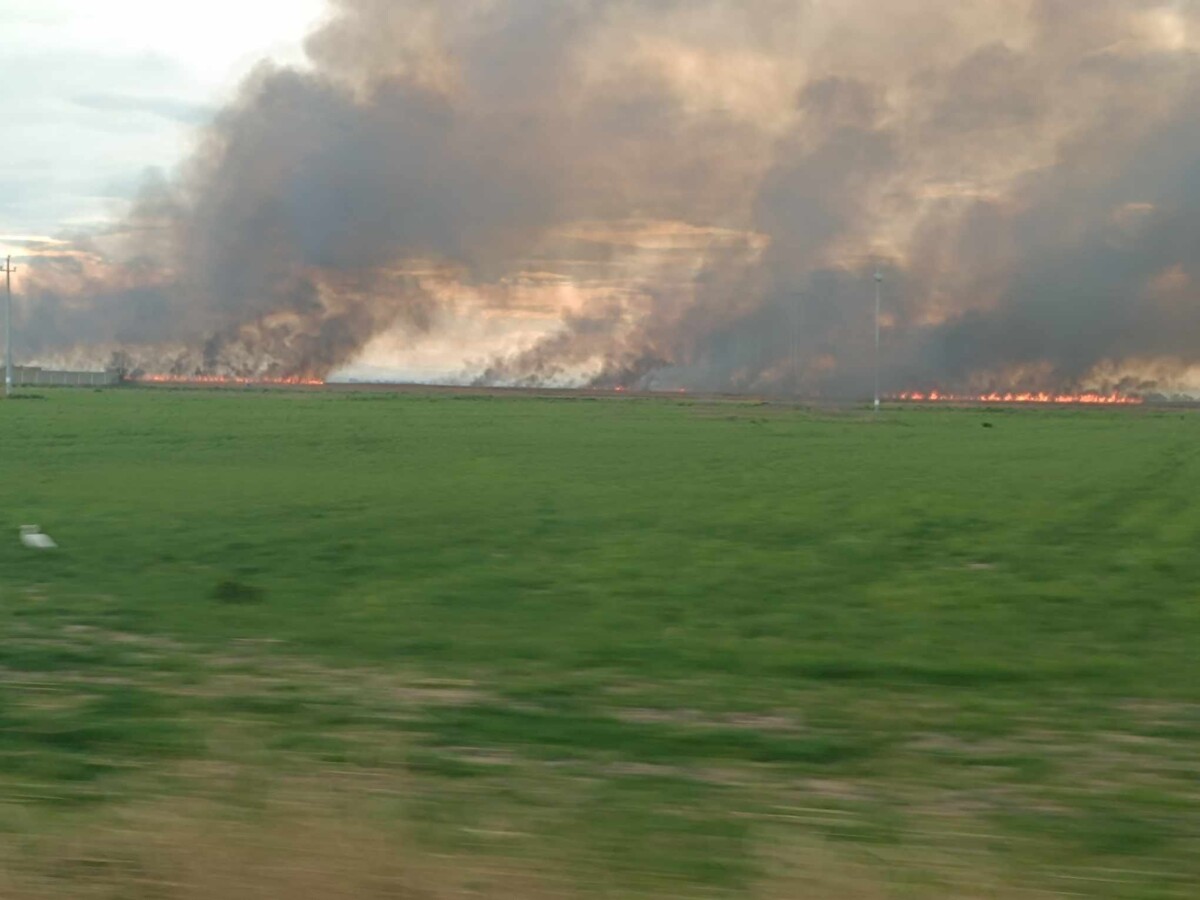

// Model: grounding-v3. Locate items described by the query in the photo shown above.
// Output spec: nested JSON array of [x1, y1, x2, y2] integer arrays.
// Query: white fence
[[13, 366, 122, 387]]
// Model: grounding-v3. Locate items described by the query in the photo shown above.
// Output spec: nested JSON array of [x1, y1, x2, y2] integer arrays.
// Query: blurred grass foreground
[[0, 387, 1197, 898]]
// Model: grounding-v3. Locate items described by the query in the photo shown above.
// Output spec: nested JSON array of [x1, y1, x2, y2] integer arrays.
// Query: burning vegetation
[[132, 374, 326, 388], [893, 391, 1145, 406], [13, 1, 1200, 399]]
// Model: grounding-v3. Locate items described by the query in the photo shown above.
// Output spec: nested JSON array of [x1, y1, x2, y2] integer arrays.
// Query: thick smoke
[[17, 0, 1200, 394]]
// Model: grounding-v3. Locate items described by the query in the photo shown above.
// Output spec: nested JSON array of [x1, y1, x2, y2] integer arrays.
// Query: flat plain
[[0, 387, 1197, 898]]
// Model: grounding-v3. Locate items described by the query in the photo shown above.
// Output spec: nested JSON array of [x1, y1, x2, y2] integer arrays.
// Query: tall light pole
[[3, 255, 15, 398], [873, 269, 883, 412]]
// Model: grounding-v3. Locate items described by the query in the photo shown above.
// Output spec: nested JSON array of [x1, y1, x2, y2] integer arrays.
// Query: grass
[[0, 387, 1197, 897]]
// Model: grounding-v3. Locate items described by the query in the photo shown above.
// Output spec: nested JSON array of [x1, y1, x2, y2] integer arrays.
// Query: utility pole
[[3, 256, 15, 398], [873, 269, 883, 412], [793, 291, 803, 401]]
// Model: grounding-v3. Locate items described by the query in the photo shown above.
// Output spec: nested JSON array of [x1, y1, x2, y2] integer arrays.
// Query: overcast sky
[[0, 0, 326, 243]]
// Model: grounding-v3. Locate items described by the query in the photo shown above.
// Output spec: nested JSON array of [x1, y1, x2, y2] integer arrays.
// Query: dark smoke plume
[[18, 1, 1200, 395]]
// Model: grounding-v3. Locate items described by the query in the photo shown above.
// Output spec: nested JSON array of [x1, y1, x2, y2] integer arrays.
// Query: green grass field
[[0, 388, 1197, 898]]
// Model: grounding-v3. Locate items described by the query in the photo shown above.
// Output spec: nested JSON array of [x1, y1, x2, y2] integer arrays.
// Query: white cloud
[[2, 0, 327, 90], [0, 0, 328, 234]]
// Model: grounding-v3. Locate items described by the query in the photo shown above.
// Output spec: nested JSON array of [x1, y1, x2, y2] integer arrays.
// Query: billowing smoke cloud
[[17, 0, 1200, 395]]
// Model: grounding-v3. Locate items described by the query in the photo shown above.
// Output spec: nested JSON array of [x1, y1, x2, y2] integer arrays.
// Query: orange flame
[[133, 374, 325, 387], [893, 390, 1143, 405]]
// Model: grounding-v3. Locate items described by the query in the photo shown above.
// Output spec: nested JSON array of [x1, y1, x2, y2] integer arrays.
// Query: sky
[[0, 0, 326, 242]]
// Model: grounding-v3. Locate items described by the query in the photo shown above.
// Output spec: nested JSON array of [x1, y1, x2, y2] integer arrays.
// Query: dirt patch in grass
[[0, 799, 572, 900], [211, 579, 266, 605]]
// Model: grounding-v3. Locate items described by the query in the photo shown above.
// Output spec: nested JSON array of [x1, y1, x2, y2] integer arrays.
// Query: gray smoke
[[18, 0, 1200, 394]]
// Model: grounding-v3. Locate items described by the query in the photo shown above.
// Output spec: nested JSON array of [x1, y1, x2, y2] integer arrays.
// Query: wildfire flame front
[[893, 391, 1144, 406]]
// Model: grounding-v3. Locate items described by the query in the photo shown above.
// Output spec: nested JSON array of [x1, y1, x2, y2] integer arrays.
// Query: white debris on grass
[[20, 525, 57, 550]]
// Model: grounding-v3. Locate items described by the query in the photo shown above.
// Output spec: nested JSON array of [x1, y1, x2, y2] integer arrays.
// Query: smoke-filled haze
[[15, 0, 1200, 396]]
